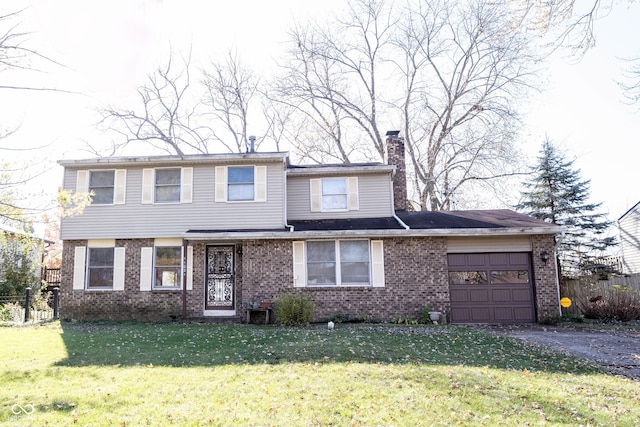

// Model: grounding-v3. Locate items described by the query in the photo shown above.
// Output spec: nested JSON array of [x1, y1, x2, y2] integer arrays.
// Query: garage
[[448, 252, 536, 323]]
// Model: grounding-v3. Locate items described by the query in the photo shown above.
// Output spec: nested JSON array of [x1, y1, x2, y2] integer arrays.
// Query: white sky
[[4, 0, 640, 225]]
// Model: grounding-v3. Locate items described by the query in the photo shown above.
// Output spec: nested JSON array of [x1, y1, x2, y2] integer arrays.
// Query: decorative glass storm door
[[205, 246, 235, 311]]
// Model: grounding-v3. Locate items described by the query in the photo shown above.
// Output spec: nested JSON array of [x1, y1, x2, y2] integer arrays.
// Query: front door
[[205, 245, 235, 311]]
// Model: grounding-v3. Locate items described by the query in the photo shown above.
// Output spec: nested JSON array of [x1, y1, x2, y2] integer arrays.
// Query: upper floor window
[[322, 178, 347, 210], [155, 168, 181, 203], [154, 246, 182, 289], [310, 177, 359, 212], [142, 167, 192, 204], [76, 169, 126, 205], [89, 170, 115, 204], [228, 166, 255, 201], [215, 165, 266, 203]]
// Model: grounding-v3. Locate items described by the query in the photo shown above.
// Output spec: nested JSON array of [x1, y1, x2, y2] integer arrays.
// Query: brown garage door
[[448, 253, 535, 323]]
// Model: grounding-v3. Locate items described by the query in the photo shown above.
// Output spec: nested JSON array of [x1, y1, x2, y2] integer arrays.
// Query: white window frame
[[152, 245, 183, 290], [215, 165, 267, 203], [77, 169, 126, 205], [310, 177, 359, 212], [142, 168, 192, 204], [74, 240, 125, 291], [154, 168, 182, 204], [305, 239, 371, 287]]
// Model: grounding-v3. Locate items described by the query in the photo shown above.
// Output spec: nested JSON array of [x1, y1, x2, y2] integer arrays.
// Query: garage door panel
[[512, 289, 533, 302], [450, 288, 470, 303], [467, 254, 486, 266], [491, 289, 512, 302], [489, 253, 509, 266], [470, 308, 491, 321], [513, 307, 535, 321], [493, 307, 513, 321], [509, 253, 529, 265], [468, 289, 490, 302], [450, 307, 471, 322], [448, 254, 467, 267]]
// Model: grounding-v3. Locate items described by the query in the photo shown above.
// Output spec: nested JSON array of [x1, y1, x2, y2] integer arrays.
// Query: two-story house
[[58, 133, 562, 323]]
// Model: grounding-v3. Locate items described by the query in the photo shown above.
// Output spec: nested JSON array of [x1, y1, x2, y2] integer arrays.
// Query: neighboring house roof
[[618, 200, 640, 222], [183, 210, 562, 240]]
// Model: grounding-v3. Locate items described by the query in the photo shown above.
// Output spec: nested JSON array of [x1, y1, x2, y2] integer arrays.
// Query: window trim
[[88, 170, 115, 205]]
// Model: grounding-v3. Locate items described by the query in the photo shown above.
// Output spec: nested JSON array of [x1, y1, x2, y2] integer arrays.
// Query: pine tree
[[516, 138, 616, 278]]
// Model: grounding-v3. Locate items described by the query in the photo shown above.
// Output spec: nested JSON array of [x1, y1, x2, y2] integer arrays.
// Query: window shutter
[[186, 245, 193, 291], [255, 166, 267, 202], [114, 247, 126, 291], [215, 166, 227, 202], [142, 168, 154, 204], [371, 240, 385, 287], [347, 177, 359, 211], [114, 169, 127, 204], [310, 179, 321, 212], [76, 170, 88, 193], [292, 241, 306, 287], [73, 246, 86, 290], [140, 247, 153, 291], [181, 167, 193, 203]]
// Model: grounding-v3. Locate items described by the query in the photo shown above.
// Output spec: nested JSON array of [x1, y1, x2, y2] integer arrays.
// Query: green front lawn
[[1, 322, 638, 426]]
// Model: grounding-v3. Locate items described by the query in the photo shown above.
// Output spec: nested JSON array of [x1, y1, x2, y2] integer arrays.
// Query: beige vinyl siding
[[60, 162, 285, 240], [620, 210, 640, 274], [447, 236, 532, 253], [287, 173, 393, 220]]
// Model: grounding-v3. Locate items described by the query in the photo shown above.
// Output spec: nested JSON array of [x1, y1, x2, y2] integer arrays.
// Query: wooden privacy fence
[[0, 288, 59, 323]]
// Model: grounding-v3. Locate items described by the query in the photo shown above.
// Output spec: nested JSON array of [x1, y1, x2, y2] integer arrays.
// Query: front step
[[180, 316, 244, 324]]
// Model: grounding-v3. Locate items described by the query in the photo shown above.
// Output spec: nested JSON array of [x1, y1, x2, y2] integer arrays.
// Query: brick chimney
[[386, 130, 407, 211]]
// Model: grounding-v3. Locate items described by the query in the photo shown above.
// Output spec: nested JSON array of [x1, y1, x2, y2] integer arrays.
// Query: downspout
[[182, 238, 188, 320], [284, 157, 294, 232]]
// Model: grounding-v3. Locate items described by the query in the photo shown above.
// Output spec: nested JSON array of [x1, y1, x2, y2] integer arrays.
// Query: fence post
[[52, 288, 59, 319], [24, 287, 31, 322]]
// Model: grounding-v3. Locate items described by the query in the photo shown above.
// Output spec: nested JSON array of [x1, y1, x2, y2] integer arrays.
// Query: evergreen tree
[[516, 138, 616, 278]]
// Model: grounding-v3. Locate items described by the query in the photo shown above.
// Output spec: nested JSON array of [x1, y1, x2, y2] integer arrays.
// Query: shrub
[[274, 293, 315, 326], [574, 284, 640, 322]]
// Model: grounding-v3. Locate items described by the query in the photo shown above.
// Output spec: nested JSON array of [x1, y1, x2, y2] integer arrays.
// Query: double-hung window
[[73, 240, 125, 291], [154, 246, 182, 289], [76, 169, 126, 205], [87, 247, 114, 289], [215, 165, 266, 203], [306, 240, 370, 286], [228, 166, 255, 201], [154, 168, 181, 203], [322, 178, 347, 210], [310, 177, 359, 212], [89, 170, 115, 204]]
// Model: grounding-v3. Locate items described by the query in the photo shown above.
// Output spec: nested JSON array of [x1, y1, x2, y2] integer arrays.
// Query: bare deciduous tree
[[97, 51, 212, 157], [201, 51, 262, 153], [276, 0, 538, 210]]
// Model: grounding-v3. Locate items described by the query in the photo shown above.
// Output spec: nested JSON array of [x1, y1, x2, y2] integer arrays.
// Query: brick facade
[[61, 234, 560, 323], [530, 235, 562, 322]]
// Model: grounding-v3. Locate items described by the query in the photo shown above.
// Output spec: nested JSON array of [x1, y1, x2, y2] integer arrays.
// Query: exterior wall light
[[540, 251, 550, 263]]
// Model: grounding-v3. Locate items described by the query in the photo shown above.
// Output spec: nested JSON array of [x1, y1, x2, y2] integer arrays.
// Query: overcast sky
[[4, 0, 640, 223]]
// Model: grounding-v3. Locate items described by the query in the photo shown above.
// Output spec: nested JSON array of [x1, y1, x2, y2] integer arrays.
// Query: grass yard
[[1, 322, 638, 426]]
